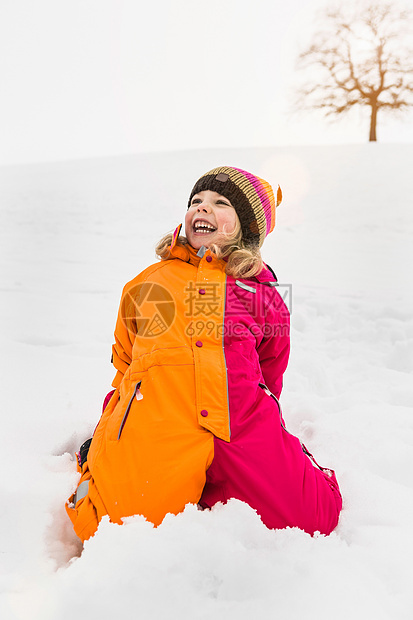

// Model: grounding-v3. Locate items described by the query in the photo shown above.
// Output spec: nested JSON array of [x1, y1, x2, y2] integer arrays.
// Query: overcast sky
[[1, 0, 412, 165]]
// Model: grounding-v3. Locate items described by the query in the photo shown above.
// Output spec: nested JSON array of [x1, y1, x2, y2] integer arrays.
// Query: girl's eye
[[190, 198, 231, 207]]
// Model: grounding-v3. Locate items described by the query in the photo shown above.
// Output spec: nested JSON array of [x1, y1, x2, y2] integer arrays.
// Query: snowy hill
[[0, 144, 412, 619]]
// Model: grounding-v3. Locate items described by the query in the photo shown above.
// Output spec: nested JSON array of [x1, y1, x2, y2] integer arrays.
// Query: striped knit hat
[[188, 166, 282, 248]]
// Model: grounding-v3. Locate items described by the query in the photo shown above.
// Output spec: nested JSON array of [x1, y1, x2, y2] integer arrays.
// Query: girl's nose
[[197, 202, 211, 213]]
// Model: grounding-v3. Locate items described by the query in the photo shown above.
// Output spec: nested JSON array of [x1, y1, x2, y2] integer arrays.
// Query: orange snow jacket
[[66, 227, 229, 540]]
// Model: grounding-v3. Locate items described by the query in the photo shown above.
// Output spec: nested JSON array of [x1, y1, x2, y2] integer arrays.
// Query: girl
[[66, 166, 342, 542]]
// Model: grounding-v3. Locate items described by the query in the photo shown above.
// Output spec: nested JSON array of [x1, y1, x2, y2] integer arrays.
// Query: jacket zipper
[[258, 382, 290, 434], [258, 382, 331, 474], [117, 381, 141, 440]]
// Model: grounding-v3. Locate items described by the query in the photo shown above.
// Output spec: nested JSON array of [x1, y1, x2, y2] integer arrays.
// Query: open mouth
[[193, 220, 217, 234]]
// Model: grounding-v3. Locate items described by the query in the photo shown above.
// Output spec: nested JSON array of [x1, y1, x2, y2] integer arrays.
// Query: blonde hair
[[155, 218, 264, 279]]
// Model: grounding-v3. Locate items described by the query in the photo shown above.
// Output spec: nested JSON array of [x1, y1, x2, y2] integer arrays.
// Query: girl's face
[[185, 190, 238, 250]]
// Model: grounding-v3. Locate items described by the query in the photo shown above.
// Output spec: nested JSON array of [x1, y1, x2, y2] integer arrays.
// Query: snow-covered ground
[[1, 144, 412, 619]]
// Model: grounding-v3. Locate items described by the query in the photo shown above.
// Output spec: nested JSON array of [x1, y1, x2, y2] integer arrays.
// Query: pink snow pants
[[199, 385, 342, 536]]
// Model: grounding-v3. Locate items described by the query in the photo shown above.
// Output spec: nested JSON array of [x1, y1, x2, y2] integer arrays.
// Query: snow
[[1, 144, 412, 619]]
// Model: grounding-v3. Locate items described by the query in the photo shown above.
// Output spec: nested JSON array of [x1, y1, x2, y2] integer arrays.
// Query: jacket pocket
[[117, 381, 142, 440]]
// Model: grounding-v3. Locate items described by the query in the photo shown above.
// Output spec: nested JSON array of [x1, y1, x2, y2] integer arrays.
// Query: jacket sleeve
[[111, 283, 137, 389], [257, 289, 290, 400]]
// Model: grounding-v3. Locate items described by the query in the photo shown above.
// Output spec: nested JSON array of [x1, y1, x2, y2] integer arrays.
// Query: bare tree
[[295, 2, 413, 141]]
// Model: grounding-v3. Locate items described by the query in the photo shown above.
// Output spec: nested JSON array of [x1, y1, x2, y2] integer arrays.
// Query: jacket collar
[[168, 224, 204, 266], [168, 225, 277, 282], [254, 266, 278, 283]]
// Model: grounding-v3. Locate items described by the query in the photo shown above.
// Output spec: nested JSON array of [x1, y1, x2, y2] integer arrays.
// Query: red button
[[200, 410, 208, 417], [199, 289, 205, 295], [206, 256, 212, 263], [195, 340, 203, 347]]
